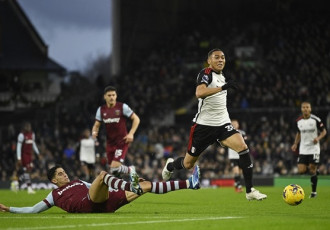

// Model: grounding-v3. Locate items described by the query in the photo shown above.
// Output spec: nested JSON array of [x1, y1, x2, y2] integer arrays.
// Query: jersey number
[[115, 149, 123, 157], [313, 154, 320, 162], [225, 125, 234, 132]]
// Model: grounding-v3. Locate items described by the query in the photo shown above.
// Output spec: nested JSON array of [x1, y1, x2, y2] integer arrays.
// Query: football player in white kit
[[162, 48, 267, 201], [291, 101, 327, 198]]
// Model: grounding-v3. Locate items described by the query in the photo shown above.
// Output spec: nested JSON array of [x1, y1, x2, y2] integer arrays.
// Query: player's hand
[[313, 138, 319, 144], [123, 133, 134, 143], [16, 160, 22, 169], [95, 140, 99, 146], [222, 80, 238, 90], [92, 131, 98, 140], [0, 204, 9, 212], [291, 144, 297, 152]]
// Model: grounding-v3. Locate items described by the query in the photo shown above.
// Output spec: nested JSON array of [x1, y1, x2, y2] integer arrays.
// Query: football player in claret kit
[[0, 165, 200, 213], [291, 101, 327, 198], [92, 86, 140, 177], [16, 122, 40, 194]]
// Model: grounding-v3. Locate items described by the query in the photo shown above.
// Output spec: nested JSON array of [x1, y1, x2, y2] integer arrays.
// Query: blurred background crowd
[[0, 0, 329, 183]]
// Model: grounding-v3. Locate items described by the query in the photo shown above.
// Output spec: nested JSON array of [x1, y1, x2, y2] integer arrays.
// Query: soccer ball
[[282, 184, 305, 206]]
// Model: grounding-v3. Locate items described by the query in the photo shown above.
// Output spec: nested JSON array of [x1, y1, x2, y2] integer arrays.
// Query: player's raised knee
[[98, 171, 107, 180], [237, 143, 248, 152]]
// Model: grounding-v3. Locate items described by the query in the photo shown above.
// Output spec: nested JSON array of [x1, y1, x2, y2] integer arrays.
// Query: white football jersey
[[79, 137, 96, 164], [296, 114, 325, 155], [193, 68, 231, 126]]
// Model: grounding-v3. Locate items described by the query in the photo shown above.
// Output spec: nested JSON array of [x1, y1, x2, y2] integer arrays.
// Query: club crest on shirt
[[115, 110, 121, 116]]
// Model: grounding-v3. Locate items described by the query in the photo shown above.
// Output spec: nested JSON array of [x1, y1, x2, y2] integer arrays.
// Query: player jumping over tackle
[[162, 48, 267, 201]]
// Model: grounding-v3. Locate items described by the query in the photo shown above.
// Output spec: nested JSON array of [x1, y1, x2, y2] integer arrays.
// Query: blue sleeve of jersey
[[81, 180, 92, 188], [95, 107, 102, 121], [17, 133, 24, 160], [123, 103, 133, 118], [9, 200, 50, 213]]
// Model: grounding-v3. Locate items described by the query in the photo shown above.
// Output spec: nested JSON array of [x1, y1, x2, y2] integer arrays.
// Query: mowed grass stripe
[[1, 186, 330, 230], [6, 216, 242, 230]]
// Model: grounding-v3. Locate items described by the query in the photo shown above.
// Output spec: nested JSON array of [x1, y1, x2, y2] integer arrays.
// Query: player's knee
[[237, 143, 248, 152], [98, 171, 107, 180]]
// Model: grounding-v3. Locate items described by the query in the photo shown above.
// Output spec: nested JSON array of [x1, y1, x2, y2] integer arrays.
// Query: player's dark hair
[[104, 86, 117, 94], [22, 122, 31, 132], [47, 165, 62, 181], [301, 101, 311, 106], [207, 48, 223, 59]]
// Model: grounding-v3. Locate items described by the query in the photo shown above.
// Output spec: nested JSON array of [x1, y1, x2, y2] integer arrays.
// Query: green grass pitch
[[1, 186, 330, 230]]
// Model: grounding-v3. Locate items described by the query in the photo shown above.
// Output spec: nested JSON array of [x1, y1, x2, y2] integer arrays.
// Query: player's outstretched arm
[[0, 203, 9, 212], [0, 201, 50, 214]]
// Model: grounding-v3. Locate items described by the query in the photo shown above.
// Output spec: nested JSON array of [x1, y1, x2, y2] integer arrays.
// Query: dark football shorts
[[230, 159, 240, 168], [187, 123, 239, 157], [297, 154, 320, 165], [81, 161, 95, 170]]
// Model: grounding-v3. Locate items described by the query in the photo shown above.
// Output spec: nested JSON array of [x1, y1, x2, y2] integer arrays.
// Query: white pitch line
[[0, 216, 131, 219], [6, 216, 242, 230], [0, 215, 182, 219]]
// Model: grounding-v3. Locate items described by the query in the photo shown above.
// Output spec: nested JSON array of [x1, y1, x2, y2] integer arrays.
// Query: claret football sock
[[103, 174, 132, 192], [151, 181, 188, 194]]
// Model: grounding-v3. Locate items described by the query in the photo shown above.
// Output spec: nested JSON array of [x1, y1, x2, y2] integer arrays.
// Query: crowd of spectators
[[1, 1, 329, 184]]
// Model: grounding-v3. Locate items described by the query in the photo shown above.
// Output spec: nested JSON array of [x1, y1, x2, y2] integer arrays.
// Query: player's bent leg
[[102, 170, 142, 195], [89, 171, 109, 203], [221, 133, 247, 152], [161, 154, 198, 181], [124, 180, 152, 202], [110, 160, 131, 176], [183, 154, 198, 169]]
